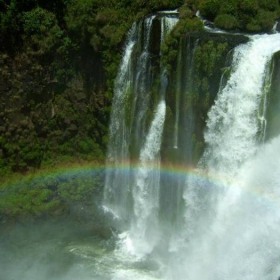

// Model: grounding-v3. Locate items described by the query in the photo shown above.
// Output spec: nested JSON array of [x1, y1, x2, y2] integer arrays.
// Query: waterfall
[[132, 15, 155, 147], [104, 12, 280, 279], [104, 13, 178, 253], [174, 33, 280, 280], [103, 23, 137, 220], [173, 43, 182, 149], [201, 34, 280, 176], [128, 99, 166, 256]]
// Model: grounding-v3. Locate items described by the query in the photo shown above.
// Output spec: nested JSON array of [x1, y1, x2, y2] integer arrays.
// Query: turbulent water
[[104, 12, 280, 280]]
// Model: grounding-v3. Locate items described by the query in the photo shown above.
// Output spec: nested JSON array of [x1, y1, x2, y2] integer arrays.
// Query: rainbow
[[0, 160, 207, 189], [0, 160, 279, 208]]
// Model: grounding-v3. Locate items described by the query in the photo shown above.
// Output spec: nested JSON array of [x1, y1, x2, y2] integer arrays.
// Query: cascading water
[[103, 23, 137, 220], [169, 34, 280, 280], [104, 12, 178, 255], [202, 35, 280, 176], [104, 12, 280, 280], [128, 98, 167, 256]]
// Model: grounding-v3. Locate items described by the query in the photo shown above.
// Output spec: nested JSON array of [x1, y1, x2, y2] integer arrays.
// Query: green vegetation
[[161, 34, 236, 165], [0, 163, 104, 221], [214, 14, 240, 30], [0, 0, 185, 175], [194, 40, 228, 91], [162, 5, 203, 72], [188, 0, 280, 32]]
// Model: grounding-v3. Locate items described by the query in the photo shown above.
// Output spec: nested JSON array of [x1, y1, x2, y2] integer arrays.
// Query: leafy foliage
[[162, 6, 203, 73], [214, 14, 240, 30], [190, 0, 280, 32], [0, 166, 104, 220]]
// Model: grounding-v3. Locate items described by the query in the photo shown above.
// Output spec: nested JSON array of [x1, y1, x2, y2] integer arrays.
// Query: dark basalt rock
[[266, 50, 280, 140], [186, 30, 249, 48]]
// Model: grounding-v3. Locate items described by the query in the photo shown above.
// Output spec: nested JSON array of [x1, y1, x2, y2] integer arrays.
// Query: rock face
[[276, 21, 280, 32], [266, 50, 280, 140]]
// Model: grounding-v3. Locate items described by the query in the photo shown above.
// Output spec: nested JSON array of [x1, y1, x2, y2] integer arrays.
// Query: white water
[[132, 16, 155, 148], [272, 21, 279, 33], [202, 34, 280, 176], [122, 16, 177, 256], [169, 134, 280, 280]]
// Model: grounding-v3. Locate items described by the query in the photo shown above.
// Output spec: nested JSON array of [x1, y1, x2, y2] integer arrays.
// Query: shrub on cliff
[[23, 8, 62, 53], [191, 0, 280, 32], [162, 6, 203, 73], [214, 14, 240, 30]]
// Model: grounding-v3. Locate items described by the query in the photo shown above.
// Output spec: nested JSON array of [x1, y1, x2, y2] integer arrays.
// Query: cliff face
[[266, 51, 280, 140]]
